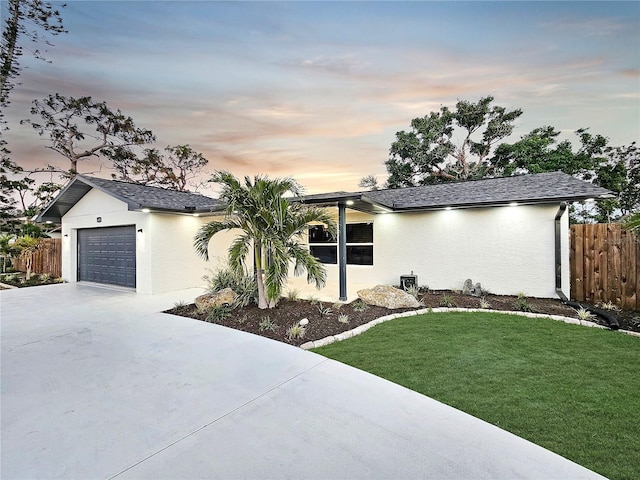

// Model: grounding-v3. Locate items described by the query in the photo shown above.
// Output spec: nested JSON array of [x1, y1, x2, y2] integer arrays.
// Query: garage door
[[77, 226, 136, 288]]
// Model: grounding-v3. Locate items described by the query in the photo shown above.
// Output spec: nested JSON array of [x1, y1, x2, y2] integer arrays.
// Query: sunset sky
[[4, 0, 639, 196]]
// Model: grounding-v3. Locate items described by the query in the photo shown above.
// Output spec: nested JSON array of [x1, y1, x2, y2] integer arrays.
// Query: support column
[[338, 202, 347, 301]]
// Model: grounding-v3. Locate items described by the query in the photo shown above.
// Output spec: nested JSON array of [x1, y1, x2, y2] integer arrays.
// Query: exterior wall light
[[137, 229, 143, 233], [64, 234, 69, 238], [509, 202, 518, 207]]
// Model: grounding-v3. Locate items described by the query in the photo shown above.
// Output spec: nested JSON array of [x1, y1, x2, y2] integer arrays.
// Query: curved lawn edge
[[300, 307, 640, 349]]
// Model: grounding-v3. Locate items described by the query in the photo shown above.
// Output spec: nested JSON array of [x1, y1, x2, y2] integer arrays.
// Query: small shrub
[[338, 313, 350, 324], [237, 314, 248, 324], [440, 295, 456, 308], [598, 300, 621, 311], [576, 307, 595, 322], [287, 323, 306, 340], [332, 302, 343, 310], [420, 285, 430, 293], [205, 304, 231, 323], [479, 297, 491, 309], [316, 302, 332, 317], [259, 316, 277, 332], [4, 273, 16, 282], [286, 289, 300, 301], [406, 285, 420, 300], [480, 287, 491, 297], [54, 277, 64, 283], [39, 273, 51, 282], [513, 296, 533, 312], [204, 266, 257, 308], [173, 300, 187, 309], [307, 295, 321, 305], [352, 299, 369, 312]]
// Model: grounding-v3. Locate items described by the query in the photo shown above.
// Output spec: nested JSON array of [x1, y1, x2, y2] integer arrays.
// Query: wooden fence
[[13, 238, 62, 278], [570, 224, 639, 310]]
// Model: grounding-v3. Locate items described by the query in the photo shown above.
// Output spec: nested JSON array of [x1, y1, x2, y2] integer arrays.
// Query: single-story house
[[37, 172, 612, 299]]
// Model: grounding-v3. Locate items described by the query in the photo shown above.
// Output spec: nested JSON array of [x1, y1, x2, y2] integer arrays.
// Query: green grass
[[313, 312, 640, 480]]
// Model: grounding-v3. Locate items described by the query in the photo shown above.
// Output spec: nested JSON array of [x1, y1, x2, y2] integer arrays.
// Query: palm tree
[[194, 172, 336, 309]]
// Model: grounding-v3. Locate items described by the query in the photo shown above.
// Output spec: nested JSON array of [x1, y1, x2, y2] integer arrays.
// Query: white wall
[[61, 189, 569, 298], [61, 188, 231, 294], [308, 204, 567, 299]]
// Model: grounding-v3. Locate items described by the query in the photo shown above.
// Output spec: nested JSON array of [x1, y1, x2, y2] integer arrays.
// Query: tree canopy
[[22, 93, 156, 174], [385, 96, 522, 187], [110, 144, 208, 192]]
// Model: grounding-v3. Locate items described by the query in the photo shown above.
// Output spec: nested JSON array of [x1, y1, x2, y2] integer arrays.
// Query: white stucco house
[[37, 172, 612, 300]]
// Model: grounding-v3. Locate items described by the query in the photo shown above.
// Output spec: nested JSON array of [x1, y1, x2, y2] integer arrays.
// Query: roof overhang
[[35, 176, 224, 223], [297, 193, 392, 214], [36, 176, 141, 223]]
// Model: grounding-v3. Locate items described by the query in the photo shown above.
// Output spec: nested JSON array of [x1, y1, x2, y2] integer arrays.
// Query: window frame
[[308, 222, 374, 266]]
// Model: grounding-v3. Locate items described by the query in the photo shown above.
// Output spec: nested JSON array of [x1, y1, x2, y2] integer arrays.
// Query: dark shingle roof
[[36, 175, 219, 223], [365, 172, 613, 210], [298, 172, 614, 213], [82, 176, 218, 211]]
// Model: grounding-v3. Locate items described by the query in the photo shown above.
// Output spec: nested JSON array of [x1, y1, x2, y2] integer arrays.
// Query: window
[[308, 223, 373, 265]]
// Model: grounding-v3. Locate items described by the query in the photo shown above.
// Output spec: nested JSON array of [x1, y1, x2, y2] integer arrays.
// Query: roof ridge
[[79, 174, 215, 199]]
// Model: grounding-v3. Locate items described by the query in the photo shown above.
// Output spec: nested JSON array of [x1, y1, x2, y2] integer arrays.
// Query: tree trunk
[[25, 255, 32, 280], [256, 268, 268, 309]]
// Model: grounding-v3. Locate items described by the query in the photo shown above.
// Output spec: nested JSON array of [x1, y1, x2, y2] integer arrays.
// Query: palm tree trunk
[[256, 268, 268, 309], [254, 244, 268, 309]]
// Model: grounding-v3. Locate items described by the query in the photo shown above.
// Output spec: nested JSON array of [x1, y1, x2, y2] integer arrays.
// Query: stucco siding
[[299, 204, 566, 299]]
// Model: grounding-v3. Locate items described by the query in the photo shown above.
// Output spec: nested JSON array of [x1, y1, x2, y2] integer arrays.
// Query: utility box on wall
[[400, 272, 418, 290]]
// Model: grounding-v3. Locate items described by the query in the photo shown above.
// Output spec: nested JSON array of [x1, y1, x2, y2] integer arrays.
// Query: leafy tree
[[385, 96, 522, 187], [0, 233, 19, 272], [624, 212, 640, 236], [110, 144, 208, 192], [14, 234, 40, 279], [194, 171, 336, 309], [594, 142, 639, 221], [22, 94, 155, 174], [358, 174, 379, 190]]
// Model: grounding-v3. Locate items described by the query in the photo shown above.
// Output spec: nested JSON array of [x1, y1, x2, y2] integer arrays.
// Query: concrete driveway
[[1, 283, 605, 479]]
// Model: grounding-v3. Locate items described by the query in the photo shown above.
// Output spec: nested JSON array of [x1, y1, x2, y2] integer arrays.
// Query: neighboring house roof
[[36, 175, 220, 223], [300, 172, 614, 213]]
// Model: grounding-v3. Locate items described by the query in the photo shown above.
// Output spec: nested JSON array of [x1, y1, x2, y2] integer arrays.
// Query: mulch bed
[[166, 290, 640, 347]]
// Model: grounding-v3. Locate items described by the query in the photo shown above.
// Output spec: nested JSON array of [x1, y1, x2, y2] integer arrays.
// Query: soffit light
[[141, 208, 151, 213]]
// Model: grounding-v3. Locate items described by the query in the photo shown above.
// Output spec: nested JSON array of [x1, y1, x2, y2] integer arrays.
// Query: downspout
[[338, 202, 347, 301], [555, 202, 619, 329], [554, 203, 568, 302]]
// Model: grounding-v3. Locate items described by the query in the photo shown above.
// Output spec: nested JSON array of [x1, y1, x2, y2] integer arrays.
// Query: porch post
[[338, 202, 347, 301]]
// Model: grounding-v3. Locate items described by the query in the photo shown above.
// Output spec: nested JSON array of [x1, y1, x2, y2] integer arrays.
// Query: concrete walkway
[[1, 283, 606, 479]]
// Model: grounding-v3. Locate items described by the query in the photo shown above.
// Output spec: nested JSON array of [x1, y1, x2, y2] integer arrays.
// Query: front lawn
[[313, 312, 640, 480]]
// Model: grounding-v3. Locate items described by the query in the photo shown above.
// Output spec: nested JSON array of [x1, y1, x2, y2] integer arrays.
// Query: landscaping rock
[[357, 285, 421, 309], [462, 278, 483, 296], [195, 288, 237, 312]]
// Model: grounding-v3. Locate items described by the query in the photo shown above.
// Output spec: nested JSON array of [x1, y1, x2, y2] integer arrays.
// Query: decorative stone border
[[300, 307, 640, 349], [0, 282, 18, 289]]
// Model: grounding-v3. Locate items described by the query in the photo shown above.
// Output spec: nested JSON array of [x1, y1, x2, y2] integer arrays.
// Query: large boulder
[[357, 285, 421, 309], [195, 288, 237, 312]]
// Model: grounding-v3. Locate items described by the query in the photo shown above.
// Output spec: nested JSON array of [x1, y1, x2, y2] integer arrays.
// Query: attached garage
[[77, 226, 137, 288], [36, 175, 220, 294]]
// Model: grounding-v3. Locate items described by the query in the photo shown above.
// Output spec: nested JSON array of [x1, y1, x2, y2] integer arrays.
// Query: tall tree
[[385, 96, 522, 187], [110, 144, 208, 192], [194, 172, 335, 309], [22, 94, 155, 174], [1, 0, 65, 114]]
